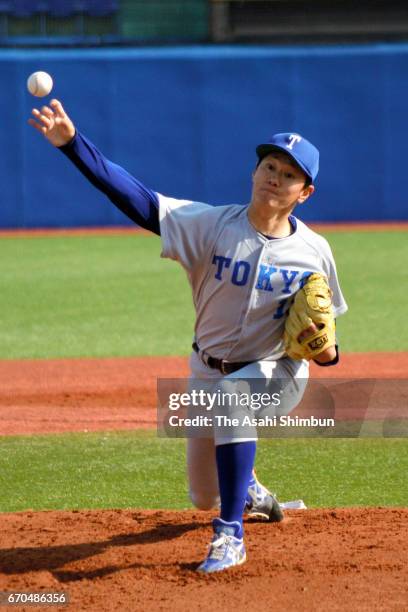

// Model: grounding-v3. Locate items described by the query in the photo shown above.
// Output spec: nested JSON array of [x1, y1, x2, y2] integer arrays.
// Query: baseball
[[27, 71, 53, 97]]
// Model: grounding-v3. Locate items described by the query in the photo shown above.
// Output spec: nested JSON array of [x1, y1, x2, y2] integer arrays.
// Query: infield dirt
[[0, 352, 407, 435]]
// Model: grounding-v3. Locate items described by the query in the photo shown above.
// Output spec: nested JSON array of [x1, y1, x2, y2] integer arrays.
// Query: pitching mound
[[0, 508, 406, 611]]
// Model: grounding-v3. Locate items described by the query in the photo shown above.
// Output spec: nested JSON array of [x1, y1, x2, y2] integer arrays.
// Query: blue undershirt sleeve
[[58, 131, 160, 235]]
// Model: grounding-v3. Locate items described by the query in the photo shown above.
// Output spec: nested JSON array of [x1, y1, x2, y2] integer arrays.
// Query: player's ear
[[297, 184, 315, 204], [252, 159, 262, 179]]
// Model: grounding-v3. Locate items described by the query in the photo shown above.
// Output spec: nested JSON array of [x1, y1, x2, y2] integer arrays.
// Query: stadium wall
[[1, 44, 407, 228]]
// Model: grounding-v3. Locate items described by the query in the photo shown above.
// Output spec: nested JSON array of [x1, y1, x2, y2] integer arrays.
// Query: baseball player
[[29, 100, 347, 573]]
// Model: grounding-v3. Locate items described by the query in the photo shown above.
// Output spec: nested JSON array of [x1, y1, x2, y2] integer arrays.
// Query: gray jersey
[[159, 194, 348, 362]]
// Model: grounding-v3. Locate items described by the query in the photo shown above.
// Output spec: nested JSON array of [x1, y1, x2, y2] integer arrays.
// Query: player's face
[[251, 152, 314, 213]]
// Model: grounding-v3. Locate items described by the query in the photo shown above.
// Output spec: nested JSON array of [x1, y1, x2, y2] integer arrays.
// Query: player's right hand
[[28, 99, 75, 148]]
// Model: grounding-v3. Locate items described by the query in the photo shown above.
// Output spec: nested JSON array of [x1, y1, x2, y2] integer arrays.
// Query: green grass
[[0, 229, 407, 359], [0, 431, 186, 512], [0, 234, 194, 359], [0, 431, 407, 512], [324, 230, 408, 352]]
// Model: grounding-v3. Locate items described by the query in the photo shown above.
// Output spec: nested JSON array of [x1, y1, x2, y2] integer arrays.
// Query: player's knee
[[189, 490, 220, 511]]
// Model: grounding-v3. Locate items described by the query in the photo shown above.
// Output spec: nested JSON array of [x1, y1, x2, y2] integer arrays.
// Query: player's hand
[[298, 323, 336, 363], [28, 99, 75, 148]]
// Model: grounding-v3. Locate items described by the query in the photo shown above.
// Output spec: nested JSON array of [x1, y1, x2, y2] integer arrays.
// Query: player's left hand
[[283, 273, 336, 361], [298, 324, 336, 363]]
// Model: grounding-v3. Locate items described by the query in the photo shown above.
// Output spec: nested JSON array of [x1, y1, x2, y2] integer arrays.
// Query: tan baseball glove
[[284, 273, 335, 360]]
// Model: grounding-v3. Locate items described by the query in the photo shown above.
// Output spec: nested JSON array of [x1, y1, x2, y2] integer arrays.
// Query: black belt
[[192, 342, 253, 375]]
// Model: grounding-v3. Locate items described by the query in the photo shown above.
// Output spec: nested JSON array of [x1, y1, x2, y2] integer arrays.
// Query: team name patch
[[211, 253, 312, 294]]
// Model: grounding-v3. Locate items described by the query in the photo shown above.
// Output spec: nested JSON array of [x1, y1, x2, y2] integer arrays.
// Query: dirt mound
[[0, 508, 406, 611]]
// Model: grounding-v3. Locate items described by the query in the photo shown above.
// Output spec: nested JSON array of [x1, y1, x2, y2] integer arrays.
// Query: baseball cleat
[[197, 518, 246, 573], [245, 472, 284, 522]]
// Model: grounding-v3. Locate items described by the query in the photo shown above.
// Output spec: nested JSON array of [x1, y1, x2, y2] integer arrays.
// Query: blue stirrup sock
[[215, 441, 257, 537]]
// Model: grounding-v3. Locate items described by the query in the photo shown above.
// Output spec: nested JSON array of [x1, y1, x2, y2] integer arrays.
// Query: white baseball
[[27, 71, 53, 97]]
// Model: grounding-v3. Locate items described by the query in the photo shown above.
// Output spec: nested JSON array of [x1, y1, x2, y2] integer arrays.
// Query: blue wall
[[1, 44, 408, 228]]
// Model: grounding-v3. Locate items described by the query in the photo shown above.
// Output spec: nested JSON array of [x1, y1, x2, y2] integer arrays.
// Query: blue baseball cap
[[256, 133, 319, 182]]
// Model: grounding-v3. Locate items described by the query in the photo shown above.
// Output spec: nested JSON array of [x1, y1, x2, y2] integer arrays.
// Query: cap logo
[[286, 134, 302, 150]]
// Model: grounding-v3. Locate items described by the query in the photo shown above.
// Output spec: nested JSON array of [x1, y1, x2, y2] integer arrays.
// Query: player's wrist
[[57, 128, 77, 150], [313, 345, 337, 364]]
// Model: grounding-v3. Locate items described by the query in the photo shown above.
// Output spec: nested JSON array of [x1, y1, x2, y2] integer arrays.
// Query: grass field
[[0, 431, 407, 513], [0, 230, 407, 359], [0, 229, 407, 514]]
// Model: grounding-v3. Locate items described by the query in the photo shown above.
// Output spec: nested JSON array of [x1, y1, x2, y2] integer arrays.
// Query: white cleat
[[197, 518, 246, 573]]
